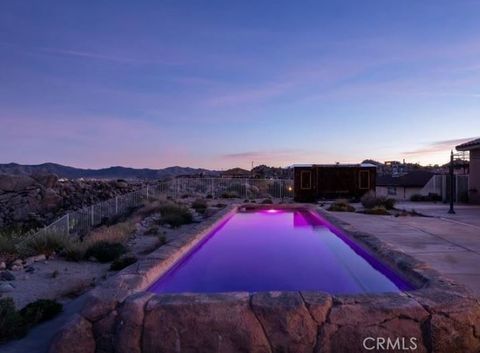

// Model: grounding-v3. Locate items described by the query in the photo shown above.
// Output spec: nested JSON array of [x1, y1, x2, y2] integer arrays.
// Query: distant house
[[293, 164, 376, 202], [456, 138, 480, 204], [220, 168, 251, 179], [376, 171, 434, 200]]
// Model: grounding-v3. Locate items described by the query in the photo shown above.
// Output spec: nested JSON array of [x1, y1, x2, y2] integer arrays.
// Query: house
[[376, 171, 434, 200], [456, 138, 480, 204], [293, 164, 376, 202]]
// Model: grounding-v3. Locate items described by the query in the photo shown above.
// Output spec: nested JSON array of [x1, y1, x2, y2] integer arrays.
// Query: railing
[[29, 178, 293, 239]]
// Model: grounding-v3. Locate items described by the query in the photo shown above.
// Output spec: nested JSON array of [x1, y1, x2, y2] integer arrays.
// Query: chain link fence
[[29, 178, 293, 239]]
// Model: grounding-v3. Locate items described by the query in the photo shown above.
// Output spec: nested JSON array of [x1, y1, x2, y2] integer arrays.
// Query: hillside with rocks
[[0, 163, 219, 180], [0, 173, 142, 232]]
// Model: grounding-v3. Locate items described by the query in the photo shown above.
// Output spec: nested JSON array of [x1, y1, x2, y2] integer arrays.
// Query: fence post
[[66, 213, 70, 236], [146, 185, 149, 201], [91, 205, 94, 226]]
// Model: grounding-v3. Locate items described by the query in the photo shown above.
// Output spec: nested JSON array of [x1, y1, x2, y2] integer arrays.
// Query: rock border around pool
[[49, 204, 480, 353]]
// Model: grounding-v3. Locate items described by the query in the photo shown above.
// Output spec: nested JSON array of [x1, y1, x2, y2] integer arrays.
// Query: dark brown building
[[293, 164, 376, 202]]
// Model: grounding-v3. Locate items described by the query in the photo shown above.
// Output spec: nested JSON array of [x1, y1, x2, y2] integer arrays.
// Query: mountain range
[[0, 163, 219, 180]]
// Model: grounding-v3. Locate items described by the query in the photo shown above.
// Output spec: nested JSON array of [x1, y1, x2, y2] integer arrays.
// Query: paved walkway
[[328, 204, 480, 296]]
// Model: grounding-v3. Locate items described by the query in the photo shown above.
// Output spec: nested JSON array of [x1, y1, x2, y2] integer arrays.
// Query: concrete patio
[[327, 202, 480, 296]]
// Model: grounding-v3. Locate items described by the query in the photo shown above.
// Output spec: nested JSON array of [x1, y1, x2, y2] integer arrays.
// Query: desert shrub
[[17, 231, 68, 258], [0, 298, 26, 342], [62, 241, 87, 262], [206, 194, 213, 199], [215, 203, 227, 208], [19, 299, 63, 325], [362, 206, 391, 215], [157, 203, 193, 228], [410, 193, 442, 202], [0, 298, 62, 343], [110, 256, 137, 271], [144, 225, 159, 235], [85, 241, 126, 262], [191, 199, 208, 214], [261, 198, 273, 204], [87, 221, 134, 245], [328, 199, 355, 212], [158, 235, 167, 246], [0, 234, 19, 258], [361, 192, 396, 210], [221, 191, 239, 199]]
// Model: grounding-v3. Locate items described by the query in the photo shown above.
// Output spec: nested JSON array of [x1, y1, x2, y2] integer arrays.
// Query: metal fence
[[30, 178, 293, 239], [420, 174, 469, 202]]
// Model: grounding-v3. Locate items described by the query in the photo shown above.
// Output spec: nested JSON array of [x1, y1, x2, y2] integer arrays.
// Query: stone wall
[[48, 205, 480, 353], [0, 173, 141, 231]]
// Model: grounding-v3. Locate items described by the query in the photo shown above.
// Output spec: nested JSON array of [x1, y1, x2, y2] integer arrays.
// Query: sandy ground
[[0, 197, 251, 309]]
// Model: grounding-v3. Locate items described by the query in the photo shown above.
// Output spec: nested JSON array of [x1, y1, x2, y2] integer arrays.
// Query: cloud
[[403, 137, 478, 156], [39, 47, 142, 64]]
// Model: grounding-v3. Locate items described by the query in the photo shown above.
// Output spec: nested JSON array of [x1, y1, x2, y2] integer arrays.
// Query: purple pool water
[[150, 208, 413, 294]]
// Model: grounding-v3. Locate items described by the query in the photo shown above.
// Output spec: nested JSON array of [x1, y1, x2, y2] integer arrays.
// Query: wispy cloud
[[404, 137, 477, 156], [39, 47, 142, 64]]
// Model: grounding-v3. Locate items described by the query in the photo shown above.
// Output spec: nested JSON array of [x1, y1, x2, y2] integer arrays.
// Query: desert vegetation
[[0, 297, 62, 342], [327, 199, 356, 212], [360, 191, 396, 210]]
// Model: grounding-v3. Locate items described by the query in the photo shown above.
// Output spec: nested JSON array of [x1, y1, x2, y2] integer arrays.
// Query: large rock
[[142, 293, 271, 353], [32, 172, 58, 188], [49, 314, 95, 353], [114, 292, 154, 353], [251, 291, 317, 353], [316, 294, 430, 353], [42, 188, 63, 210], [0, 174, 36, 192]]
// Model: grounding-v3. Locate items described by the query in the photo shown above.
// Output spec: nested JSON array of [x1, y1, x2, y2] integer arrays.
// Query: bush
[[158, 235, 167, 246], [410, 193, 442, 202], [85, 241, 126, 262], [261, 198, 273, 204], [0, 298, 26, 342], [0, 298, 62, 343], [191, 199, 208, 214], [19, 299, 63, 324], [206, 194, 213, 199], [361, 192, 396, 210], [110, 256, 137, 271], [328, 199, 355, 212], [17, 231, 68, 258], [362, 206, 391, 215], [221, 191, 239, 199], [157, 203, 193, 228], [62, 242, 87, 262]]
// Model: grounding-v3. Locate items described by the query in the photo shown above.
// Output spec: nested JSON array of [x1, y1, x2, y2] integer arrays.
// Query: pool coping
[[49, 203, 480, 353]]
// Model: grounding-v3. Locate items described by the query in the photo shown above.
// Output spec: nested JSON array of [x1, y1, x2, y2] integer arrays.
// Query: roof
[[291, 163, 377, 168], [456, 138, 480, 151], [376, 171, 434, 187]]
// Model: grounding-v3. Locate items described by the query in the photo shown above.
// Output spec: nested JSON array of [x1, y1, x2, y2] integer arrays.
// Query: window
[[359, 170, 370, 189], [300, 171, 312, 189], [388, 186, 397, 195]]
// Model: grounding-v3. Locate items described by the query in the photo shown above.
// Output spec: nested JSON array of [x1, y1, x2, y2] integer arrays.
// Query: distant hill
[[0, 163, 219, 180]]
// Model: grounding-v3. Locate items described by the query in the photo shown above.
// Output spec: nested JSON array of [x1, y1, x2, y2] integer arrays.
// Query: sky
[[1, 0, 479, 170]]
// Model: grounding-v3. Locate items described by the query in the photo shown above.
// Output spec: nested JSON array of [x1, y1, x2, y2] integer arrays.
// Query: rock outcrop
[[0, 173, 141, 231]]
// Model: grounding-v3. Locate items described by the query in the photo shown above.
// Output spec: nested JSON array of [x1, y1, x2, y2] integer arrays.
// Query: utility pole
[[448, 150, 455, 214]]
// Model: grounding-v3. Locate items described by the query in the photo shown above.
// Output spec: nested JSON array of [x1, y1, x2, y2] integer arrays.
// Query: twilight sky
[[1, 1, 479, 170]]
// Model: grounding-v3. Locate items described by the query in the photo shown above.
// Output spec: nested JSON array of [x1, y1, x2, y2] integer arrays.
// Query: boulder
[[42, 188, 63, 210], [251, 291, 317, 353], [0, 282, 14, 293], [0, 174, 36, 192], [32, 172, 58, 188], [114, 292, 154, 353], [49, 314, 95, 353], [1, 270, 17, 281], [142, 293, 271, 353]]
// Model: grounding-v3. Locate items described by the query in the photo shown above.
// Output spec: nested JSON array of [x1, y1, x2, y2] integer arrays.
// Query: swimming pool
[[150, 208, 412, 294]]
